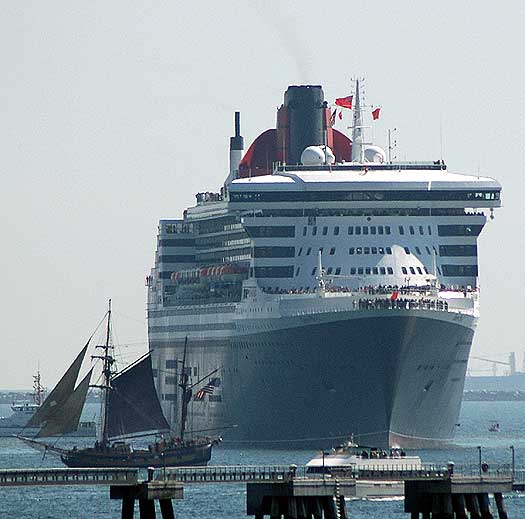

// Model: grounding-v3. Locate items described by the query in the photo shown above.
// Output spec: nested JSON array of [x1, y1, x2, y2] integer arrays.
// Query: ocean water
[[0, 401, 524, 518]]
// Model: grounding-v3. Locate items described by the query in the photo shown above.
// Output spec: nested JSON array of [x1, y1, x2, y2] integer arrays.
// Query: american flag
[[194, 377, 220, 400]]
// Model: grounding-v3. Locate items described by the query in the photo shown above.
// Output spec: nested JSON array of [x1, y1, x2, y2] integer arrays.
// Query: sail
[[37, 369, 93, 438], [26, 342, 89, 428], [107, 354, 170, 439]]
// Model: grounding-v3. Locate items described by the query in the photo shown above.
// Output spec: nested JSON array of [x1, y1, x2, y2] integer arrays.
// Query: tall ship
[[147, 82, 501, 448]]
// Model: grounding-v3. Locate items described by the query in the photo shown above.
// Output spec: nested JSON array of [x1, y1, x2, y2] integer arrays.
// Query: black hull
[[60, 443, 212, 468]]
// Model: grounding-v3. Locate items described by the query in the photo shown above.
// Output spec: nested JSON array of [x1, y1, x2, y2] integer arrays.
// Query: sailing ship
[[20, 300, 219, 468]]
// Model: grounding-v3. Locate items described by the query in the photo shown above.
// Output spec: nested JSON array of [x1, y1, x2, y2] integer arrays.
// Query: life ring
[[481, 462, 489, 473]]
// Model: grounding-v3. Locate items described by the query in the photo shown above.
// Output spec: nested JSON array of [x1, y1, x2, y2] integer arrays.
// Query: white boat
[[306, 440, 423, 498]]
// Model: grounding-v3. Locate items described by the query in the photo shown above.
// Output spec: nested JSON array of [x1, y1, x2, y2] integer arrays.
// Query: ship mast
[[351, 79, 365, 163], [178, 336, 190, 441], [93, 299, 114, 447]]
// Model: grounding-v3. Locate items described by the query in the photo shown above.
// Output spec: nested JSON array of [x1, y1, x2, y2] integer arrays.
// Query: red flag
[[390, 290, 399, 301], [335, 95, 353, 109], [338, 111, 343, 120], [372, 107, 381, 120]]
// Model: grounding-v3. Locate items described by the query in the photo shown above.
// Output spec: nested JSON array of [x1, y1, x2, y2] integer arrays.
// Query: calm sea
[[1, 401, 524, 518]]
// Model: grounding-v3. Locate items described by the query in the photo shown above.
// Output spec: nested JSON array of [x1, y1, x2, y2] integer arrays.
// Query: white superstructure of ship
[[147, 82, 501, 448]]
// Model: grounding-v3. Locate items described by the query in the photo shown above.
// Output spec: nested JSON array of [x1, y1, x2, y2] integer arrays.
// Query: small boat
[[306, 439, 423, 498], [488, 421, 500, 433], [19, 300, 221, 468]]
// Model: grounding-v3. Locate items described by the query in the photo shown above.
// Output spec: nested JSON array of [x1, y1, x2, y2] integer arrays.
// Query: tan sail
[[26, 342, 89, 428], [37, 368, 93, 438]]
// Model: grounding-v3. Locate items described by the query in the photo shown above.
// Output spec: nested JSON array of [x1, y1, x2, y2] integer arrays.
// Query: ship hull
[[60, 443, 213, 468], [157, 308, 475, 449]]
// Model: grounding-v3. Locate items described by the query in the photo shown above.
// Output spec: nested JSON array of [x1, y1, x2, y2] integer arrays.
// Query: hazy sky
[[1, 1, 524, 389]]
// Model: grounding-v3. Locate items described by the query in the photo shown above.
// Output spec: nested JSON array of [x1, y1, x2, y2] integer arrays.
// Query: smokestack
[[225, 111, 244, 186]]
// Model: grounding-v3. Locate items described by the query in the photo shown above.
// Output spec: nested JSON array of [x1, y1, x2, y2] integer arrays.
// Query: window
[[356, 247, 362, 255], [319, 247, 324, 255], [419, 226, 424, 235], [371, 226, 377, 235], [349, 247, 355, 255], [424, 266, 429, 274], [378, 226, 384, 235], [306, 247, 312, 256], [334, 226, 340, 236], [358, 267, 364, 275], [386, 247, 392, 254], [329, 247, 336, 255], [438, 224, 484, 236], [311, 267, 317, 276], [254, 246, 295, 258], [433, 246, 438, 255], [437, 266, 442, 275], [348, 226, 354, 235], [335, 267, 341, 275], [363, 227, 369, 235], [428, 226, 432, 235], [372, 267, 379, 274], [371, 247, 377, 254], [416, 267, 423, 274], [399, 226, 405, 235], [415, 246, 422, 255], [425, 246, 431, 255], [409, 226, 415, 235], [439, 245, 478, 257], [364, 247, 370, 254], [327, 267, 333, 274], [365, 267, 371, 274], [409, 267, 416, 274], [356, 226, 361, 235], [378, 247, 385, 254], [385, 226, 391, 235], [303, 226, 307, 236], [402, 267, 408, 274], [350, 267, 356, 275], [380, 267, 386, 275], [298, 247, 303, 256], [404, 247, 410, 254], [254, 266, 294, 278], [387, 267, 394, 274], [312, 226, 318, 236], [296, 267, 301, 276], [246, 226, 295, 237], [322, 226, 328, 236], [442, 264, 479, 276]]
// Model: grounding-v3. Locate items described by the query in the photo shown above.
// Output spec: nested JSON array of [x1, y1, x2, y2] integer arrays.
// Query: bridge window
[[371, 247, 377, 254], [363, 227, 369, 235], [387, 267, 394, 274], [246, 226, 295, 238], [355, 226, 361, 235], [371, 226, 377, 235], [358, 267, 364, 274], [402, 267, 408, 274], [327, 267, 333, 274], [380, 267, 386, 275], [386, 247, 392, 254], [334, 226, 340, 236], [365, 267, 371, 274], [386, 226, 391, 235], [409, 226, 415, 235], [419, 226, 424, 235], [364, 247, 370, 254], [350, 267, 356, 275], [306, 247, 312, 255], [323, 226, 328, 236], [356, 247, 362, 255], [442, 264, 479, 277], [378, 226, 384, 235], [372, 267, 379, 274], [303, 226, 307, 236], [399, 226, 404, 235], [349, 247, 355, 255], [404, 247, 411, 254], [416, 267, 423, 274], [312, 226, 318, 236], [348, 226, 354, 235], [439, 244, 478, 257], [335, 267, 341, 275], [254, 246, 295, 258], [311, 267, 317, 275], [415, 246, 422, 255], [298, 247, 303, 256], [329, 247, 336, 255]]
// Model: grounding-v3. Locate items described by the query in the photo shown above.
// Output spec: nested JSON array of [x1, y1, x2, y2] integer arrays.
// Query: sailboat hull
[[60, 442, 213, 468]]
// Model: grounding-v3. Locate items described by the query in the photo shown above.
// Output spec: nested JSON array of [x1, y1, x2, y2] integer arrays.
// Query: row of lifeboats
[[170, 263, 249, 285]]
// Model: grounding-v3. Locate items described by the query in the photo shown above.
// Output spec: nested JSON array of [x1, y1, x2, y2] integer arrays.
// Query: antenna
[[388, 128, 398, 163]]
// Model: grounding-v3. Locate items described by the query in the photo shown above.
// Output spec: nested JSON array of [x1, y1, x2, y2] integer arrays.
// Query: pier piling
[[404, 476, 512, 519]]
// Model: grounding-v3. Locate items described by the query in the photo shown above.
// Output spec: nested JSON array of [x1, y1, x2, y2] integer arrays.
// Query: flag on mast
[[372, 107, 381, 120], [329, 109, 337, 126], [335, 95, 353, 109]]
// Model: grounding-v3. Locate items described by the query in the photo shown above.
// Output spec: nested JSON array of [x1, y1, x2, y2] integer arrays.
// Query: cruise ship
[[147, 83, 501, 448]]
